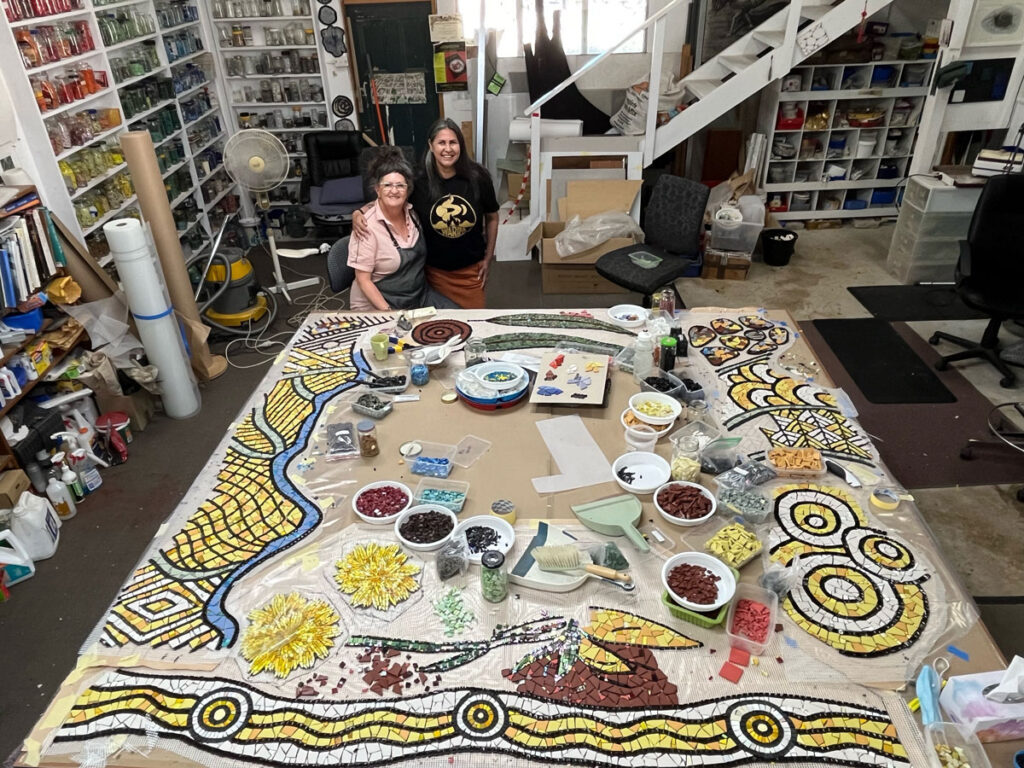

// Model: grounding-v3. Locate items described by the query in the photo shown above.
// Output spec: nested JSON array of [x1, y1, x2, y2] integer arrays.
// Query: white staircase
[[520, 0, 897, 224]]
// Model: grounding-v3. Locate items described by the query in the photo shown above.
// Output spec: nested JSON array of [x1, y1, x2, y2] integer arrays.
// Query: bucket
[[96, 412, 132, 444], [762, 229, 798, 267]]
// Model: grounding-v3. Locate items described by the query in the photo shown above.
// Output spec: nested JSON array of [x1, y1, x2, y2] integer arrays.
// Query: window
[[460, 0, 648, 58]]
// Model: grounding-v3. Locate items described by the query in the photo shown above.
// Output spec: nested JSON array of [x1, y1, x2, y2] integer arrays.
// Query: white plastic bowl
[[628, 392, 682, 426], [619, 408, 671, 440], [662, 551, 737, 612], [352, 481, 412, 525], [452, 515, 516, 564], [607, 304, 647, 328], [654, 481, 717, 527], [394, 504, 457, 552], [612, 451, 671, 495]]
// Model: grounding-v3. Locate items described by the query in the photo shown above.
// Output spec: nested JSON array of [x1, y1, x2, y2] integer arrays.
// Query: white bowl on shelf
[[352, 481, 412, 525], [661, 551, 736, 612]]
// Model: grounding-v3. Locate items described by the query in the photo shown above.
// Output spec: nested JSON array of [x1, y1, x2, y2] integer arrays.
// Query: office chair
[[928, 173, 1024, 388], [301, 131, 367, 233], [594, 174, 709, 307], [326, 236, 355, 293]]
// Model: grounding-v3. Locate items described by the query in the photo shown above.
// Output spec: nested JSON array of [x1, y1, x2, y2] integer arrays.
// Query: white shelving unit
[[204, 2, 329, 211], [757, 58, 935, 221], [0, 0, 236, 264]]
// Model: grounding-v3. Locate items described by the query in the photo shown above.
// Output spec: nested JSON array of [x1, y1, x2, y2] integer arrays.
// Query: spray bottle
[[51, 431, 109, 470], [70, 448, 102, 494], [56, 451, 84, 503]]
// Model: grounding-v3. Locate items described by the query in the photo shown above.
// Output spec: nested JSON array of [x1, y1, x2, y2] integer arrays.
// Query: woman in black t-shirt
[[353, 119, 499, 308]]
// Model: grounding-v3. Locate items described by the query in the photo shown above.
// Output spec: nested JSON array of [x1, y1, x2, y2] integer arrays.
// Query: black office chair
[[928, 173, 1024, 388], [301, 131, 367, 233], [326, 236, 354, 293], [595, 174, 709, 307]]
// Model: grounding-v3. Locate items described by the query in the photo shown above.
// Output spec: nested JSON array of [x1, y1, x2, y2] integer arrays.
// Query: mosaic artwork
[[688, 316, 789, 368], [240, 593, 340, 679], [333, 542, 421, 610], [484, 312, 634, 336], [769, 484, 930, 658], [56, 669, 914, 767], [410, 319, 473, 346]]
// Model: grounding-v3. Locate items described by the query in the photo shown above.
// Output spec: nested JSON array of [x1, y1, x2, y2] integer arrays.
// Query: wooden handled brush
[[531, 545, 633, 584]]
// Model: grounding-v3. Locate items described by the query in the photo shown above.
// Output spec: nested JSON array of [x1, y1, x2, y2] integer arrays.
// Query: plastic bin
[[897, 199, 973, 239], [366, 365, 410, 394], [726, 582, 779, 656], [409, 441, 457, 478], [711, 220, 762, 253], [414, 478, 470, 513]]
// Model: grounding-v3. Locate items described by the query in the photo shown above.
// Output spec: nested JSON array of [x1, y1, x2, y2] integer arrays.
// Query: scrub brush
[[531, 545, 633, 584]]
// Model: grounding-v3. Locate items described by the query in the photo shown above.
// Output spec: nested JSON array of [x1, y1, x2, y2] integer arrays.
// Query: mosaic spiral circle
[[844, 527, 922, 583], [789, 555, 902, 635], [189, 689, 251, 742], [727, 700, 794, 756], [411, 319, 473, 346], [775, 488, 862, 548], [454, 692, 507, 740]]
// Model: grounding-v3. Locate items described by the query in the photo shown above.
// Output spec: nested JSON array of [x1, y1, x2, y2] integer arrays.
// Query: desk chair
[[301, 131, 367, 233], [594, 174, 709, 307], [929, 172, 1024, 388], [326, 236, 354, 293]]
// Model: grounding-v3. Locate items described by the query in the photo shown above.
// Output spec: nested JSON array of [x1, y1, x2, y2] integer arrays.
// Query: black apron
[[372, 216, 429, 309]]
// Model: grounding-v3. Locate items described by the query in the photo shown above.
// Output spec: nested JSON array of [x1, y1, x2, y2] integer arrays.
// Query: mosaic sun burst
[[241, 593, 340, 678], [334, 542, 421, 610]]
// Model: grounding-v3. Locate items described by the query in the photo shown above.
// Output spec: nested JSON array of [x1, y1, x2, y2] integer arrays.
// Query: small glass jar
[[409, 349, 429, 386], [357, 420, 379, 457], [480, 550, 508, 603], [464, 339, 487, 367], [670, 435, 701, 481], [686, 399, 710, 425]]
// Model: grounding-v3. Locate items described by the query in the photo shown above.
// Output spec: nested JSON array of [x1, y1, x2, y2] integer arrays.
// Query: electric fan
[[223, 129, 320, 301]]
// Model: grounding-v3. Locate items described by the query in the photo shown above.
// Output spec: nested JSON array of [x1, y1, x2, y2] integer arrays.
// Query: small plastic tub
[[639, 370, 684, 398], [351, 391, 394, 419], [660, 588, 733, 628], [409, 440, 457, 478], [717, 487, 773, 525], [394, 504, 457, 552], [668, 419, 721, 451], [766, 446, 826, 478], [366, 364, 410, 394], [924, 722, 992, 768], [726, 582, 779, 656], [703, 522, 763, 569], [413, 478, 469, 513]]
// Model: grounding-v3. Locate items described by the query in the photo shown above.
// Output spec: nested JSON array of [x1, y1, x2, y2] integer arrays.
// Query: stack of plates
[[455, 362, 530, 411]]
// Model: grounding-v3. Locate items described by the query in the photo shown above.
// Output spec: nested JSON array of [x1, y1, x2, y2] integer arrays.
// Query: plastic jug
[[0, 529, 36, 585], [9, 493, 60, 560]]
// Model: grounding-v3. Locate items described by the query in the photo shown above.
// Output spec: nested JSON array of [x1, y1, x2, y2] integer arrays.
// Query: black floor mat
[[848, 285, 986, 321], [812, 318, 956, 404]]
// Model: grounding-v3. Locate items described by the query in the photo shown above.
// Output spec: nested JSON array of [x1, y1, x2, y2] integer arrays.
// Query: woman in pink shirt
[[347, 147, 455, 311]]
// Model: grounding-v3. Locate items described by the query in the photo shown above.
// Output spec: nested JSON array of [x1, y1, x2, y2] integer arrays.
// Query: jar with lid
[[357, 420, 379, 457], [409, 349, 429, 386], [670, 435, 701, 481], [480, 550, 508, 602]]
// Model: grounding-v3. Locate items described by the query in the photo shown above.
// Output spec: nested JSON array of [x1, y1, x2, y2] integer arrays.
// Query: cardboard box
[[528, 180, 642, 293], [94, 388, 156, 432], [0, 470, 30, 508], [702, 248, 751, 280]]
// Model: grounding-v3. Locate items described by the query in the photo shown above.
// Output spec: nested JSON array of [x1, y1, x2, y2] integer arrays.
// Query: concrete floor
[[1, 223, 1022, 762]]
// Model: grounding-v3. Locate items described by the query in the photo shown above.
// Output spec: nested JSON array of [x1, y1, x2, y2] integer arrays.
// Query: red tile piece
[[718, 661, 744, 684], [729, 647, 750, 667]]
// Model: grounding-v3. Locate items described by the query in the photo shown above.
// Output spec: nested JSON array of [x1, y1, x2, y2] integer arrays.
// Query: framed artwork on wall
[[965, 0, 1024, 47]]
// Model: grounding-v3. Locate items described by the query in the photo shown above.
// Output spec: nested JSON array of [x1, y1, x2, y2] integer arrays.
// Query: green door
[[346, 1, 442, 151]]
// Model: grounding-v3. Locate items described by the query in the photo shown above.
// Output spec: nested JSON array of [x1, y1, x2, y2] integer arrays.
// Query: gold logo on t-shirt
[[429, 194, 476, 239]]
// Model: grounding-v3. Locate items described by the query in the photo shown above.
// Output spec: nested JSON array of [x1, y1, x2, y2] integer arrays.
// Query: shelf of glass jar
[[217, 23, 317, 48], [59, 140, 128, 200], [229, 76, 325, 105], [212, 0, 314, 19], [82, 193, 139, 236], [8, 5, 93, 28], [238, 108, 328, 131], [48, 106, 124, 162], [223, 51, 320, 78], [32, 62, 111, 118]]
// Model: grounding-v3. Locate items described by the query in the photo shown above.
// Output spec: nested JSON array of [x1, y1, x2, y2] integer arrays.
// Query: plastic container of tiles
[[659, 564, 740, 628], [725, 582, 779, 656], [366, 364, 410, 394], [350, 392, 394, 420], [409, 441, 457, 478], [924, 721, 992, 768], [639, 370, 684, 399], [717, 488, 773, 525], [766, 446, 827, 479], [702, 522, 764, 569], [413, 478, 470, 513]]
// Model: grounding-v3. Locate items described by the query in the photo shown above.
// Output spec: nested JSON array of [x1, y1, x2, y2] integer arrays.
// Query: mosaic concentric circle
[[454, 692, 507, 740], [727, 700, 794, 756], [789, 556, 901, 634], [844, 527, 922, 583], [189, 689, 251, 742], [411, 319, 473, 346], [775, 488, 861, 548]]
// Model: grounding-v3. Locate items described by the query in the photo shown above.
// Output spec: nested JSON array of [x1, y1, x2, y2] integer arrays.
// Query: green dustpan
[[571, 494, 650, 552]]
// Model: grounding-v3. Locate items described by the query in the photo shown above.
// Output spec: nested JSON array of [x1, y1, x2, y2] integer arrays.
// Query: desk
[[17, 309, 1021, 767]]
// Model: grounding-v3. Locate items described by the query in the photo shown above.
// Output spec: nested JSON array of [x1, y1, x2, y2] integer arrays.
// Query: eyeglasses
[[379, 182, 408, 190]]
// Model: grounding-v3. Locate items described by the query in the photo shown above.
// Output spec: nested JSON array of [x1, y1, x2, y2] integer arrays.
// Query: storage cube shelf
[[2, 0, 237, 265], [758, 59, 934, 221]]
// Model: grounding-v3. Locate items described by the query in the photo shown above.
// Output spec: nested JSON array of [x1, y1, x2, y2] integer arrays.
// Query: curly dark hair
[[366, 145, 415, 193]]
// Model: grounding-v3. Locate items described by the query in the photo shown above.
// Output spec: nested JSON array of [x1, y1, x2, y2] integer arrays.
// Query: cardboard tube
[[120, 131, 227, 381]]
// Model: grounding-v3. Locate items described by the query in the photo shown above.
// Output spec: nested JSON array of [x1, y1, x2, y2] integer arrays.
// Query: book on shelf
[[0, 206, 64, 308]]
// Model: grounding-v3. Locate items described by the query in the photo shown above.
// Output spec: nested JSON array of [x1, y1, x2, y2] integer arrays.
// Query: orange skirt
[[426, 264, 485, 309]]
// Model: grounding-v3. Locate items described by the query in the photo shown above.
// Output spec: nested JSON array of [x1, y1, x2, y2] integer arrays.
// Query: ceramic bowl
[[393, 504, 457, 552], [654, 481, 717, 527], [612, 451, 671, 495], [352, 481, 412, 525], [607, 304, 647, 328], [452, 515, 516, 564], [661, 551, 737, 612], [628, 392, 683, 426]]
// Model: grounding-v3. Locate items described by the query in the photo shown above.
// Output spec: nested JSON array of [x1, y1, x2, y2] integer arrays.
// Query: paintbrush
[[531, 544, 632, 585]]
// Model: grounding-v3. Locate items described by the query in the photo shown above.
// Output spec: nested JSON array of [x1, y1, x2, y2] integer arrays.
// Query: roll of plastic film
[[870, 488, 901, 511], [491, 499, 516, 525]]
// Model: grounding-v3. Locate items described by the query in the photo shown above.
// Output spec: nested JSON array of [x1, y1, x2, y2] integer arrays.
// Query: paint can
[[96, 412, 133, 444]]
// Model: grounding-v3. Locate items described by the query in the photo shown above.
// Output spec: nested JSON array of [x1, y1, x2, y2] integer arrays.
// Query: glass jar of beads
[[480, 550, 508, 603], [409, 349, 429, 386], [357, 420, 379, 457]]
